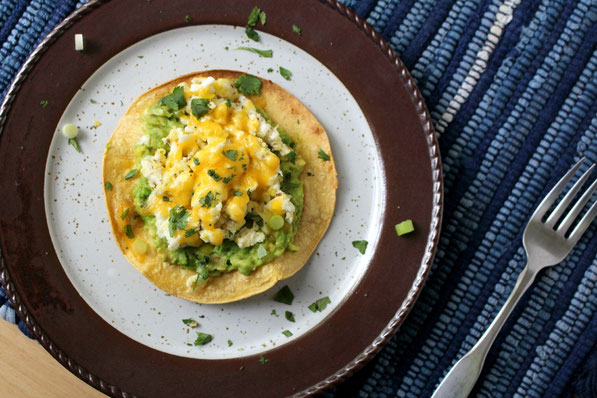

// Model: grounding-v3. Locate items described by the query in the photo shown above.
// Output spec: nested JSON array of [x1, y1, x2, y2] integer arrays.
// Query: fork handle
[[431, 264, 538, 398]]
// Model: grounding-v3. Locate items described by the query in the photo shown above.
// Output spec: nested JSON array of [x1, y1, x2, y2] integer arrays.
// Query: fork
[[431, 157, 597, 398]]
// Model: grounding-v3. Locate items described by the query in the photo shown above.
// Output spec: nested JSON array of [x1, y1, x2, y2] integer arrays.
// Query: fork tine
[[558, 176, 597, 234], [546, 164, 595, 227], [531, 157, 585, 220], [568, 197, 597, 244]]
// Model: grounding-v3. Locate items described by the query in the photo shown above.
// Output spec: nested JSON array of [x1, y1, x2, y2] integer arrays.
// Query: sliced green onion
[[124, 225, 134, 239], [395, 220, 415, 236], [132, 239, 147, 254], [61, 123, 78, 139], [268, 214, 284, 230]]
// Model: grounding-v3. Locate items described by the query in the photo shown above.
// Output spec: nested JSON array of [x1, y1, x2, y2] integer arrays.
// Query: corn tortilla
[[102, 70, 337, 303]]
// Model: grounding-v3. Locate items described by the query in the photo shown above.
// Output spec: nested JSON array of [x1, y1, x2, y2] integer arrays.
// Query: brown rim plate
[[0, 0, 442, 397]]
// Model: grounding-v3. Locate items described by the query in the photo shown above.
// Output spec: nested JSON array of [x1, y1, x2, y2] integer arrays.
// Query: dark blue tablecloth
[[1, 0, 596, 397]]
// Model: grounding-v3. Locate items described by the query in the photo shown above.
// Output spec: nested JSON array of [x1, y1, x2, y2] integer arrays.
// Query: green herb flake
[[105, 181, 113, 191], [285, 311, 295, 322], [68, 138, 81, 153], [227, 339, 233, 347], [120, 208, 129, 220], [194, 332, 213, 346], [259, 356, 269, 364], [40, 100, 49, 108], [236, 46, 273, 58], [182, 318, 198, 328], [199, 191, 216, 208], [352, 240, 368, 255], [271, 309, 278, 317], [240, 365, 245, 371], [207, 169, 222, 182], [287, 151, 297, 164], [282, 330, 293, 337], [163, 196, 170, 202], [257, 244, 268, 259], [245, 25, 260, 41], [273, 285, 294, 305], [233, 190, 243, 197], [168, 205, 189, 237], [124, 169, 138, 180], [124, 225, 135, 239], [395, 219, 415, 236], [158, 85, 187, 111], [292, 24, 302, 35], [90, 99, 97, 104], [267, 67, 273, 73], [138, 55, 144, 59], [317, 149, 330, 161], [185, 15, 191, 23], [193, 158, 199, 166], [279, 67, 292, 80], [191, 98, 210, 119], [247, 6, 261, 26], [225, 99, 232, 107], [308, 296, 331, 312], [259, 11, 266, 25], [222, 149, 238, 161], [185, 228, 197, 238]]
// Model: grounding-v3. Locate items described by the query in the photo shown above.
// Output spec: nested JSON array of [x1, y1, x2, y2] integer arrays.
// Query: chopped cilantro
[[105, 181, 113, 191], [207, 169, 222, 181], [158, 86, 186, 111], [287, 151, 297, 164], [120, 208, 129, 220], [199, 191, 216, 208], [182, 318, 198, 328], [227, 339, 233, 347], [40, 100, 49, 108], [317, 149, 330, 161], [292, 24, 302, 35], [267, 67, 273, 73], [168, 205, 189, 237], [194, 332, 213, 346], [68, 138, 81, 153], [259, 11, 266, 25], [124, 169, 138, 180], [90, 99, 97, 104], [247, 6, 261, 26], [273, 285, 294, 305], [222, 174, 236, 184], [257, 244, 268, 259], [282, 330, 293, 337], [271, 309, 278, 317], [308, 296, 331, 312], [185, 228, 197, 238], [193, 158, 199, 165], [191, 98, 210, 119], [259, 356, 269, 364], [236, 46, 273, 58], [222, 149, 238, 161], [138, 55, 144, 59], [124, 225, 134, 239], [163, 196, 170, 202], [245, 25, 259, 41], [225, 99, 232, 107], [352, 240, 368, 254], [233, 190, 243, 196], [279, 67, 292, 80], [184, 15, 191, 23], [285, 311, 295, 322]]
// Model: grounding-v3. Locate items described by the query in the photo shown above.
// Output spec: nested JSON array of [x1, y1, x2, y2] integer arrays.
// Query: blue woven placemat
[[1, 1, 596, 397]]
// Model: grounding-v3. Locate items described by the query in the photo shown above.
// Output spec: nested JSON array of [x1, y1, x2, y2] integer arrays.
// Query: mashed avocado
[[132, 101, 304, 283]]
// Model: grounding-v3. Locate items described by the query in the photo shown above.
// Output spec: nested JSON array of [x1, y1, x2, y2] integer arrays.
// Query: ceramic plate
[[0, 0, 442, 397]]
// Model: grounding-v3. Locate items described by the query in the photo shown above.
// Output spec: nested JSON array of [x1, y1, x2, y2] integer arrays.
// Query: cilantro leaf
[[317, 149, 330, 161], [158, 86, 186, 111], [182, 318, 198, 328], [105, 181, 113, 191], [273, 285, 294, 305], [207, 169, 222, 182], [282, 330, 293, 337], [222, 150, 238, 161], [352, 240, 368, 254], [40, 100, 49, 108], [199, 191, 216, 208], [184, 15, 191, 23], [235, 74, 263, 96], [233, 190, 243, 196], [168, 205, 189, 237], [193, 158, 199, 165], [247, 6, 261, 26], [245, 25, 259, 41], [259, 356, 269, 364], [185, 228, 197, 238], [124, 169, 138, 180], [292, 24, 302, 35], [308, 296, 331, 312], [222, 174, 236, 184], [259, 11, 266, 25], [68, 138, 81, 153], [191, 98, 210, 119], [228, 339, 233, 347], [225, 99, 232, 107], [236, 46, 273, 58], [279, 67, 291, 80], [194, 332, 213, 346], [285, 311, 295, 322]]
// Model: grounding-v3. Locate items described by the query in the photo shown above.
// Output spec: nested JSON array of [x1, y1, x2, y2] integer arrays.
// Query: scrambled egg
[[138, 77, 295, 250]]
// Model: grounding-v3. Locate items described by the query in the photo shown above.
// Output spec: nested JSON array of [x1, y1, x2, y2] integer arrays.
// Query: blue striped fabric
[[1, 1, 596, 397]]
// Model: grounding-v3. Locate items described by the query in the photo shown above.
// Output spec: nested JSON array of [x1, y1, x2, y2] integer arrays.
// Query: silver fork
[[431, 157, 597, 398]]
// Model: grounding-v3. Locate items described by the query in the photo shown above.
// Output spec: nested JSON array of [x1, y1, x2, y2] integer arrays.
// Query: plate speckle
[[44, 25, 383, 359]]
